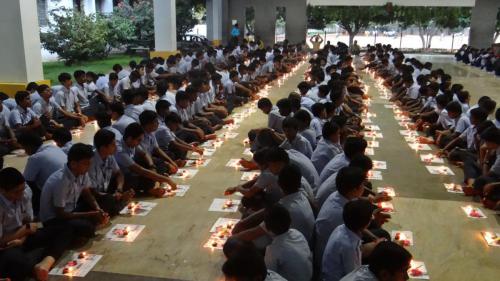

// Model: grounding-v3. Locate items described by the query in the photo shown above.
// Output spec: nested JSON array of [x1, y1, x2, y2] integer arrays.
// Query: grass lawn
[[43, 54, 143, 85]]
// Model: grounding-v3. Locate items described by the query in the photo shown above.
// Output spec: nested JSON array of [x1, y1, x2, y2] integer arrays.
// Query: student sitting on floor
[[88, 129, 134, 216], [110, 101, 135, 135], [114, 123, 175, 197], [322, 199, 383, 281], [52, 127, 73, 154], [435, 101, 470, 147], [32, 84, 65, 134], [279, 117, 313, 158], [264, 204, 313, 281], [0, 99, 16, 169], [293, 109, 317, 149], [340, 241, 412, 281], [172, 91, 210, 141], [138, 110, 181, 174], [311, 102, 327, 139], [470, 127, 500, 196], [53, 73, 88, 128], [312, 121, 343, 174], [257, 98, 284, 134], [0, 167, 74, 281], [94, 111, 123, 143], [9, 91, 46, 139], [17, 132, 66, 216], [39, 143, 110, 243], [122, 89, 144, 122]]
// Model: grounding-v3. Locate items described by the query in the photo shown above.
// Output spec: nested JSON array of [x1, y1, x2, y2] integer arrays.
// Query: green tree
[[176, 0, 205, 36], [106, 12, 137, 49], [41, 9, 110, 65], [113, 0, 154, 47], [307, 5, 335, 31]]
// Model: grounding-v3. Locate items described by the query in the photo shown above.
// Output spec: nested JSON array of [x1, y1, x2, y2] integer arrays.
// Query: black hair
[[330, 115, 347, 128], [343, 199, 373, 232], [369, 241, 412, 278], [122, 90, 136, 105], [73, 70, 86, 79], [293, 110, 312, 127], [17, 132, 43, 150], [123, 123, 144, 139], [282, 116, 300, 130], [164, 112, 182, 124], [435, 94, 449, 108], [26, 82, 38, 92], [110, 101, 125, 115], [67, 143, 94, 162], [257, 98, 272, 109], [495, 108, 500, 122], [311, 103, 325, 117], [53, 127, 72, 145], [58, 72, 72, 83], [336, 166, 366, 195], [322, 121, 340, 138], [297, 81, 311, 92], [445, 101, 462, 115], [175, 91, 190, 104], [276, 98, 292, 111], [264, 204, 291, 235], [480, 99, 497, 114], [222, 237, 256, 259], [456, 91, 470, 103], [480, 127, 500, 144], [266, 147, 289, 163], [155, 99, 171, 112], [139, 110, 158, 126], [278, 164, 302, 194], [95, 111, 112, 128], [349, 154, 374, 172], [253, 148, 269, 165], [343, 137, 367, 159], [0, 167, 25, 191], [288, 94, 302, 110], [109, 72, 118, 81], [222, 248, 267, 281], [112, 64, 123, 72], [36, 84, 50, 94], [94, 129, 116, 150], [470, 107, 488, 123], [14, 91, 29, 105]]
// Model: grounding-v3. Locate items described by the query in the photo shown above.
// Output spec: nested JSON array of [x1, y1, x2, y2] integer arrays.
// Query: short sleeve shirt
[[23, 144, 67, 189], [114, 139, 136, 174], [0, 188, 33, 237], [88, 152, 120, 193], [9, 106, 37, 127]]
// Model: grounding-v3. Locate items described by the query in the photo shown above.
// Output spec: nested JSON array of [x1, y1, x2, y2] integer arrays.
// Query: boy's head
[[222, 237, 256, 259], [252, 148, 269, 170], [264, 204, 291, 236], [293, 110, 312, 130], [276, 98, 292, 117], [122, 90, 137, 105], [266, 147, 289, 175], [281, 117, 300, 141], [155, 99, 171, 117], [58, 72, 73, 88], [435, 94, 449, 109], [130, 70, 141, 82], [229, 70, 239, 82], [349, 154, 374, 174], [288, 93, 302, 112], [495, 108, 500, 123], [369, 242, 412, 281], [343, 198, 373, 233], [67, 143, 94, 176], [278, 164, 302, 195], [318, 85, 330, 98], [479, 98, 497, 115], [456, 90, 470, 104], [297, 81, 311, 95], [73, 70, 86, 84], [37, 84, 51, 101], [336, 166, 366, 199], [14, 91, 31, 108], [139, 110, 159, 133], [445, 101, 462, 118], [322, 121, 340, 143], [17, 132, 43, 155], [312, 103, 326, 119], [112, 64, 123, 73], [480, 127, 500, 150], [26, 82, 38, 93], [95, 111, 112, 129], [53, 127, 72, 148], [109, 72, 119, 86], [0, 167, 26, 202], [110, 102, 125, 120], [343, 137, 367, 159], [164, 112, 182, 131], [469, 107, 488, 126], [175, 91, 190, 109], [94, 129, 117, 156], [123, 123, 144, 148], [257, 98, 273, 114], [222, 247, 267, 281]]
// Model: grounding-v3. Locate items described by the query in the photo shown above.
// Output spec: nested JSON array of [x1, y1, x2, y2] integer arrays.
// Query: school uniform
[[60, 141, 73, 154], [88, 152, 124, 215], [114, 139, 155, 192], [278, 192, 315, 244], [310, 117, 324, 139], [39, 165, 96, 238], [315, 191, 349, 271], [155, 124, 184, 160], [449, 125, 479, 181], [265, 229, 313, 281], [72, 83, 92, 116], [2, 98, 17, 110], [473, 148, 500, 193], [315, 172, 340, 209], [405, 84, 420, 100], [161, 90, 177, 111], [322, 224, 363, 281], [268, 106, 284, 133], [339, 265, 378, 281], [117, 69, 130, 80], [287, 149, 320, 190], [9, 106, 44, 136], [0, 106, 13, 168], [124, 104, 144, 122], [265, 270, 288, 281], [319, 153, 350, 185], [280, 135, 313, 158], [0, 188, 72, 281], [112, 114, 135, 135], [300, 128, 317, 149], [32, 98, 61, 127], [312, 138, 343, 174], [102, 125, 123, 143]]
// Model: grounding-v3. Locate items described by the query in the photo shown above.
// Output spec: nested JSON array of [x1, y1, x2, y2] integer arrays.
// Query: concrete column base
[[150, 50, 179, 59], [0, 80, 51, 97]]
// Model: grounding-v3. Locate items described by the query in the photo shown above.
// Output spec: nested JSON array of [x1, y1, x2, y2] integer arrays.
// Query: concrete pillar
[[285, 0, 307, 45], [469, 0, 499, 49], [0, 0, 48, 96], [228, 2, 246, 43], [152, 0, 177, 58], [100, 0, 114, 14], [82, 0, 97, 15], [254, 3, 276, 46], [207, 0, 226, 46]]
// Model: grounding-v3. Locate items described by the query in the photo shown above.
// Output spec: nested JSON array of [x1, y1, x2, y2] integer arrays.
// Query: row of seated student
[[454, 44, 500, 76], [365, 43, 499, 210], [0, 41, 305, 281]]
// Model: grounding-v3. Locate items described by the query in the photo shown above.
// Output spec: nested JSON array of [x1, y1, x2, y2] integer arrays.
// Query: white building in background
[[37, 0, 115, 27]]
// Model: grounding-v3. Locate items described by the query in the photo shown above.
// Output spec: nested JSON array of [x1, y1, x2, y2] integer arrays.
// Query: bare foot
[[34, 256, 55, 281]]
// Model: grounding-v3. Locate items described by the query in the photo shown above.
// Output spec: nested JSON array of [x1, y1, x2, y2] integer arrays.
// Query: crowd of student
[[454, 44, 500, 76], [0, 36, 498, 281]]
